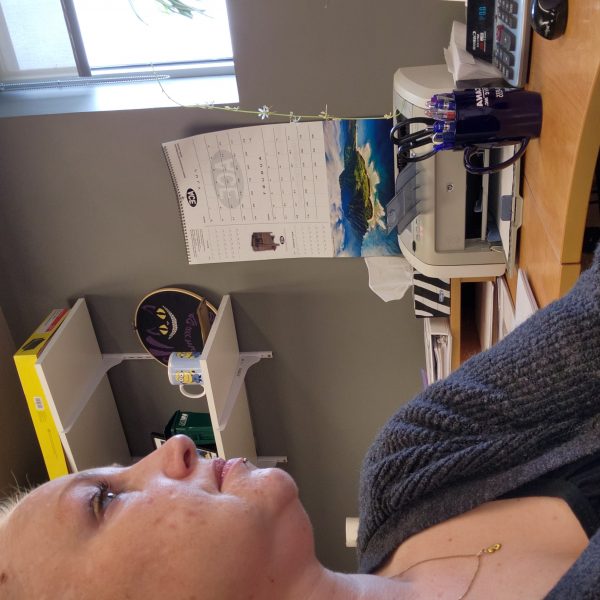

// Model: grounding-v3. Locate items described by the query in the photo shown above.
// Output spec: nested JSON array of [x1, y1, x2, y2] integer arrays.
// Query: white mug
[[167, 352, 206, 399]]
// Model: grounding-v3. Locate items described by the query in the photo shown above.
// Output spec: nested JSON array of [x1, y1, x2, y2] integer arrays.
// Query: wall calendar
[[163, 119, 399, 264]]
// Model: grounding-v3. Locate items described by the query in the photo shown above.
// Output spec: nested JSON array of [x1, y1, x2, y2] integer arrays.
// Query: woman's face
[[2, 436, 317, 599]]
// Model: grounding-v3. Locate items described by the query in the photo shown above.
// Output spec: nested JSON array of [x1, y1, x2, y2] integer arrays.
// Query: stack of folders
[[514, 269, 539, 328], [496, 270, 538, 341], [423, 317, 452, 385]]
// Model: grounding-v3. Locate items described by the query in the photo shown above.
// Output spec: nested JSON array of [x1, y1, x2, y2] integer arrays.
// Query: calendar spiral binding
[[162, 146, 193, 264]]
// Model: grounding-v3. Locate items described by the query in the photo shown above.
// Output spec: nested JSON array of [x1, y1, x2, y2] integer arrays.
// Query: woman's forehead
[[1, 476, 98, 594], [6, 472, 96, 543], [5, 479, 63, 536]]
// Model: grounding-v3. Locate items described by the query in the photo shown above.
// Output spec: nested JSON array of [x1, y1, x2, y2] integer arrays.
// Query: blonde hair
[[0, 487, 31, 529]]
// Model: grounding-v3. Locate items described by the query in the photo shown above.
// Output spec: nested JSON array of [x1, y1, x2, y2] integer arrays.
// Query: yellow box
[[14, 309, 70, 479]]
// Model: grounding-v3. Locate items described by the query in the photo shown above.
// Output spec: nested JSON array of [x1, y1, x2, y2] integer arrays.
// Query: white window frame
[[0, 0, 238, 117]]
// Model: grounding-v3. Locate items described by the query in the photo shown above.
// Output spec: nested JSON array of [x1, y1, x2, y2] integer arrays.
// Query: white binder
[[424, 317, 452, 385]]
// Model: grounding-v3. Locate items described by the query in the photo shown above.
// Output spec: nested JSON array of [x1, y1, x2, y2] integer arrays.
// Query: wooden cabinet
[[450, 277, 496, 370]]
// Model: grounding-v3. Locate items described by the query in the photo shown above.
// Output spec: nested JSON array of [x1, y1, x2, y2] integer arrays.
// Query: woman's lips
[[219, 458, 245, 490], [213, 457, 246, 490], [213, 458, 226, 490]]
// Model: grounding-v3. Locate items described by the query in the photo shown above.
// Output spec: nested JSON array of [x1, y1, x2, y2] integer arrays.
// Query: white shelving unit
[[35, 298, 132, 472], [35, 295, 285, 471], [200, 295, 285, 467]]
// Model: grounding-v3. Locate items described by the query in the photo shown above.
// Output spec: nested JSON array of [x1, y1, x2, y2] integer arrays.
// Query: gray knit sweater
[[358, 250, 600, 599]]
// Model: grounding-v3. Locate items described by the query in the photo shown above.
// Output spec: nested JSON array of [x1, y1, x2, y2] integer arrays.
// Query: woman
[[357, 248, 600, 598], [0, 435, 410, 599], [3, 249, 600, 599]]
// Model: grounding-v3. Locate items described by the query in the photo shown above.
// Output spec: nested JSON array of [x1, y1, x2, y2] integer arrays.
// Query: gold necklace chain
[[392, 542, 502, 600]]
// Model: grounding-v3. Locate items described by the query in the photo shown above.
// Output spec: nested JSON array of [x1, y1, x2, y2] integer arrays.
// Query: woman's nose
[[135, 434, 198, 480]]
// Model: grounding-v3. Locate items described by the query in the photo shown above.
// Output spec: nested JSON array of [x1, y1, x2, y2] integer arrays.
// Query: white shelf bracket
[[61, 353, 154, 435], [256, 456, 288, 468], [214, 351, 272, 431], [101, 353, 154, 374]]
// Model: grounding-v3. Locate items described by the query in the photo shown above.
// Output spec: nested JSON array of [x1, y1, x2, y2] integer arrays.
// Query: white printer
[[391, 65, 521, 279]]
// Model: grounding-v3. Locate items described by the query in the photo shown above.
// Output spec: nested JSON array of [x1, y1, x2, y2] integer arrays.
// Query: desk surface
[[511, 0, 600, 307]]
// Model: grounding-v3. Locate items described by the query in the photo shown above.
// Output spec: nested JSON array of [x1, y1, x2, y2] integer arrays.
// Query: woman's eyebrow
[[55, 467, 120, 514], [57, 472, 99, 506], [52, 473, 102, 531]]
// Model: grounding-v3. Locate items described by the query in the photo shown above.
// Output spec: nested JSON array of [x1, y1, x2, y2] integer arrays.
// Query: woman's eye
[[90, 482, 117, 520]]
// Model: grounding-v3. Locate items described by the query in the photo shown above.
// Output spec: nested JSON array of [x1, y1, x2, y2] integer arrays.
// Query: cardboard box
[[14, 309, 70, 479]]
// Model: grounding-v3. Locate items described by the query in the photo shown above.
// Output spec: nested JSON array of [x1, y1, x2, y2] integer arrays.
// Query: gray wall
[[0, 0, 463, 572]]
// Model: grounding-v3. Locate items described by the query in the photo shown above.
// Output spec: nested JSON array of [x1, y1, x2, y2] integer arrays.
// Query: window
[[0, 0, 234, 88]]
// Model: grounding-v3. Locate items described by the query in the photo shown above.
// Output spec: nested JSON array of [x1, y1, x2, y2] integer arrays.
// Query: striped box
[[413, 271, 451, 318]]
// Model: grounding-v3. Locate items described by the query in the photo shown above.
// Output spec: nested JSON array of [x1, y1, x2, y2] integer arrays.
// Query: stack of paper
[[496, 276, 515, 341], [515, 269, 539, 327], [496, 270, 539, 342], [444, 21, 504, 84]]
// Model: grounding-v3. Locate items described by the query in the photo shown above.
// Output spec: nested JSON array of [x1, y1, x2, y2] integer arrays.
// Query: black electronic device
[[467, 0, 495, 61], [531, 0, 568, 40]]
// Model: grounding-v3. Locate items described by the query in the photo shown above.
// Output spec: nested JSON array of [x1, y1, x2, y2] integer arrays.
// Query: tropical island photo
[[324, 118, 400, 257]]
